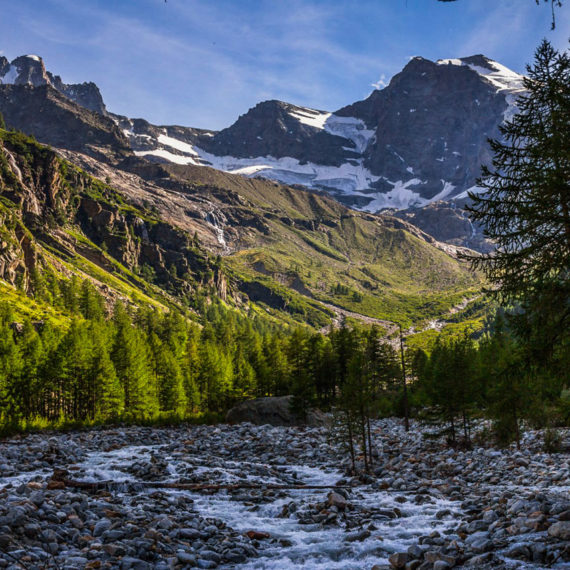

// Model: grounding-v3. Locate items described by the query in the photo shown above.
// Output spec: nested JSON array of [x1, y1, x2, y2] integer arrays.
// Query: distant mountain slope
[[0, 51, 501, 262], [0, 124, 481, 330], [121, 55, 523, 213]]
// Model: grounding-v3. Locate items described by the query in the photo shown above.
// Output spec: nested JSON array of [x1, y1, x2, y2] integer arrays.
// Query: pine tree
[[420, 336, 479, 446], [79, 280, 105, 321], [198, 340, 233, 412], [260, 334, 289, 396], [149, 332, 187, 414], [92, 341, 123, 420], [479, 320, 530, 448], [183, 326, 201, 411], [287, 329, 313, 420], [15, 320, 43, 418], [466, 41, 570, 349], [111, 302, 157, 418], [88, 322, 123, 420], [0, 308, 22, 423]]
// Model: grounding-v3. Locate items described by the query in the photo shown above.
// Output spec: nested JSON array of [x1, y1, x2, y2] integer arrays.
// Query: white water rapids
[[1, 423, 566, 569], [61, 444, 462, 569]]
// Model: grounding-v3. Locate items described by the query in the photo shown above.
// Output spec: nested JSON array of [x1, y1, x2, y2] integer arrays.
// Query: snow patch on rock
[[0, 65, 18, 85]]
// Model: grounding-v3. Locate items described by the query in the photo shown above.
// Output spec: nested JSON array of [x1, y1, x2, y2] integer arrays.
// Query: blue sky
[[1, 0, 568, 129]]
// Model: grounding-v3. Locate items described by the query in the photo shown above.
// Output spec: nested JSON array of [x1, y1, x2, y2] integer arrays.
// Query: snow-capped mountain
[[121, 54, 524, 212], [0, 52, 524, 213], [0, 54, 106, 114], [0, 52, 524, 251]]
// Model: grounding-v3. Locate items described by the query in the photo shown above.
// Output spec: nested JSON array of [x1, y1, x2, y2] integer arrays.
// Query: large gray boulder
[[225, 395, 328, 427]]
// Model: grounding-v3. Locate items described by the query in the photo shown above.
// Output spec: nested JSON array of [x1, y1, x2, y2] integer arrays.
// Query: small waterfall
[[205, 210, 228, 251]]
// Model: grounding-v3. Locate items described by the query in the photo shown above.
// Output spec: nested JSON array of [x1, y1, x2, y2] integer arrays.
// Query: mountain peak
[[436, 54, 524, 92], [458, 54, 496, 70], [0, 53, 107, 115], [1, 54, 50, 87]]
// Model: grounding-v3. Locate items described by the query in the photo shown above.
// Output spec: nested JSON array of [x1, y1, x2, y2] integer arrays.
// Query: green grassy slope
[[163, 163, 483, 328], [0, 129, 484, 332]]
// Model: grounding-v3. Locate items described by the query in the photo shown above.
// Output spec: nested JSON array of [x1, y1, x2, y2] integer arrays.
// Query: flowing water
[[68, 444, 462, 569]]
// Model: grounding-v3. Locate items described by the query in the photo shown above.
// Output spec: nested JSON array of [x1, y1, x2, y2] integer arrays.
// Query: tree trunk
[[345, 409, 356, 473], [399, 325, 409, 432]]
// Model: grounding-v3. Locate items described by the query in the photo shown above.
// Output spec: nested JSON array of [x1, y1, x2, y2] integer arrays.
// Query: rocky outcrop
[[0, 85, 128, 157], [225, 395, 329, 426], [338, 55, 509, 201], [202, 100, 356, 166], [394, 200, 495, 253], [0, 130, 221, 297], [0, 54, 107, 114]]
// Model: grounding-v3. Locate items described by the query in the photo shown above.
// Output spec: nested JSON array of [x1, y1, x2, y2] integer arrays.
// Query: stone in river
[[225, 395, 328, 426], [327, 491, 348, 510], [389, 552, 408, 568], [548, 521, 570, 541], [245, 530, 270, 540]]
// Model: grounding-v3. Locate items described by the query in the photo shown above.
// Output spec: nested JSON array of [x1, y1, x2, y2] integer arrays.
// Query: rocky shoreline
[[0, 420, 568, 569]]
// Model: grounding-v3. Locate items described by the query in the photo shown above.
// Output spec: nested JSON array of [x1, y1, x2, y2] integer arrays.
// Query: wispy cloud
[[371, 74, 387, 90], [456, 0, 568, 70], [16, 0, 390, 126], [2, 0, 566, 129]]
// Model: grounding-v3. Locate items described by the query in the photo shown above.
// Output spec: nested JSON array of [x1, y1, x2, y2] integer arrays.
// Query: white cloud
[[371, 74, 387, 90]]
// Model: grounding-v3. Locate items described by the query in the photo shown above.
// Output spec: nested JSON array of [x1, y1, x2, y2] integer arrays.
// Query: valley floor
[[0, 420, 568, 569]]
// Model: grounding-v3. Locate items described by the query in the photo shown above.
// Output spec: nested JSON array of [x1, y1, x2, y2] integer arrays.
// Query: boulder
[[388, 552, 408, 568], [327, 492, 348, 510], [548, 521, 570, 541], [225, 395, 328, 426]]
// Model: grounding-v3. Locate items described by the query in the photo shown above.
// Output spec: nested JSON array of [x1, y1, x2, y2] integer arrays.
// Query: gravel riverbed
[[0, 420, 568, 569]]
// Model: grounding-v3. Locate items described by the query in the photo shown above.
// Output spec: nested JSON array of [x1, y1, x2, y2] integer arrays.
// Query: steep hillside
[[0, 53, 514, 252], [0, 126, 481, 329], [0, 129, 225, 318]]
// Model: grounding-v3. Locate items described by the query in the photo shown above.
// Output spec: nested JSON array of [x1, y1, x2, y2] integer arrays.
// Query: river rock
[[327, 491, 348, 510], [389, 552, 409, 568], [225, 395, 329, 426], [548, 520, 570, 540]]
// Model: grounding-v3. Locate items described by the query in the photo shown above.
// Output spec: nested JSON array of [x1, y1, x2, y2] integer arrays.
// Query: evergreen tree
[[232, 344, 257, 400], [287, 329, 313, 420], [420, 336, 479, 446], [90, 331, 123, 420], [260, 334, 289, 396], [111, 302, 157, 417], [0, 308, 22, 423], [309, 334, 336, 407], [467, 41, 570, 355], [198, 340, 233, 412], [79, 280, 105, 321], [15, 320, 43, 418], [183, 326, 201, 411], [479, 321, 530, 448], [149, 332, 187, 414]]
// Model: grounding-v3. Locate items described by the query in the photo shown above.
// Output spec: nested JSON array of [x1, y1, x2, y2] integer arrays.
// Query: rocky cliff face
[[336, 56, 509, 207], [0, 52, 518, 253], [0, 54, 106, 114], [123, 54, 523, 215], [392, 200, 494, 254], [0, 84, 129, 159], [203, 100, 358, 166], [0, 131, 222, 299]]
